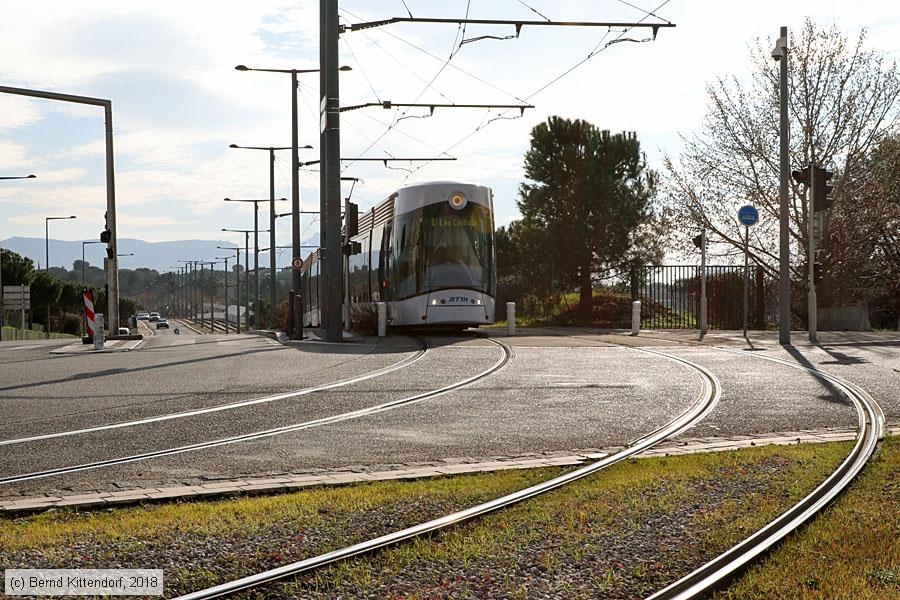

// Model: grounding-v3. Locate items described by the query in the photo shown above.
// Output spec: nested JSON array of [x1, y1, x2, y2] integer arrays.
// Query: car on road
[[156, 318, 169, 329], [149, 312, 160, 322], [137, 312, 150, 320], [117, 327, 130, 335]]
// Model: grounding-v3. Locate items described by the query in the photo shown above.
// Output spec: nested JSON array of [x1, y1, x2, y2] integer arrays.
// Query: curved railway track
[[646, 348, 884, 599], [0, 337, 511, 486], [172, 343, 722, 600]]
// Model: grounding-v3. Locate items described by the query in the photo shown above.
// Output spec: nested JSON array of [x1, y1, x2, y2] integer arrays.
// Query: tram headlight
[[448, 191, 467, 210]]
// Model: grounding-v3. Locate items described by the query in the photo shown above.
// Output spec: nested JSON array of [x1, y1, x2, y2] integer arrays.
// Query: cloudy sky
[[1, 0, 897, 266]]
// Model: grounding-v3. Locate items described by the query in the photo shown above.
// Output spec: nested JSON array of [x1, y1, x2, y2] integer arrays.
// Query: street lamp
[[217, 246, 242, 333], [0, 174, 36, 180], [221, 226, 270, 329], [44, 215, 76, 337], [214, 255, 233, 334], [223, 197, 283, 328], [235, 63, 351, 339], [228, 144, 312, 330]]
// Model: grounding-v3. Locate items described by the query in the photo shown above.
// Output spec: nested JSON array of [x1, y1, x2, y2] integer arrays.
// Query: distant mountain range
[[0, 236, 317, 272]]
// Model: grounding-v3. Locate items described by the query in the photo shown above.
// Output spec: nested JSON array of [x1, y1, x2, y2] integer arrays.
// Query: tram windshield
[[393, 201, 494, 298]]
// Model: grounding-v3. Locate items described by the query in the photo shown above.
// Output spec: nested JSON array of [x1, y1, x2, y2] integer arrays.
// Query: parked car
[[149, 312, 160, 322], [156, 318, 169, 329], [117, 327, 130, 335], [137, 312, 150, 321]]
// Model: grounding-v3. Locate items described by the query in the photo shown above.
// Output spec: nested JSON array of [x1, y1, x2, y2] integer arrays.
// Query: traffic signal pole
[[0, 86, 119, 332]]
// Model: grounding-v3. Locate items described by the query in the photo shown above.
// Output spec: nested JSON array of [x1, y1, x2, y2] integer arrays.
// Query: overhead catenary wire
[[400, 0, 673, 182], [342, 35, 382, 103]]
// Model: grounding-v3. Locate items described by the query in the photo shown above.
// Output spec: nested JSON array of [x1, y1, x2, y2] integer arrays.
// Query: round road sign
[[291, 256, 304, 271], [738, 205, 759, 226]]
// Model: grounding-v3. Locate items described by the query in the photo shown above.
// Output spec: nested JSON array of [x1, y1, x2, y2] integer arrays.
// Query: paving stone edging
[[3, 425, 896, 515]]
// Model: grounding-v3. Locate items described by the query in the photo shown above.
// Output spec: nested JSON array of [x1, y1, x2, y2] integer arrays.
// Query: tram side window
[[309, 260, 319, 311], [393, 214, 422, 300], [370, 226, 382, 302], [348, 234, 369, 302]]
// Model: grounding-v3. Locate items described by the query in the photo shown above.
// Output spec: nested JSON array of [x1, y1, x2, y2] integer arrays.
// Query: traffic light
[[813, 262, 824, 284], [692, 234, 703, 249], [813, 167, 834, 211], [791, 166, 811, 186], [100, 229, 111, 243], [345, 200, 359, 239], [342, 241, 362, 256]]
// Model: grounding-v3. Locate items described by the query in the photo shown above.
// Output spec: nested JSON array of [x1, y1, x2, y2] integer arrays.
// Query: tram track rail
[[0, 337, 511, 486], [646, 348, 884, 600], [0, 338, 428, 448], [172, 342, 721, 600]]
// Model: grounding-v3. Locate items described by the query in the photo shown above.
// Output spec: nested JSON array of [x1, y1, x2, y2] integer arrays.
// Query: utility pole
[[320, 0, 343, 342], [773, 27, 791, 345]]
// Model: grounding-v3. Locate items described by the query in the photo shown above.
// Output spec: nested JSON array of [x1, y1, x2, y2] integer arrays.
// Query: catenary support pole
[[291, 72, 302, 339], [269, 149, 277, 329], [253, 204, 260, 329], [320, 0, 343, 341]]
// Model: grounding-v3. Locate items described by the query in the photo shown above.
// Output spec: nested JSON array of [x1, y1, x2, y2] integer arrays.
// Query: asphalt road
[[0, 329, 896, 500]]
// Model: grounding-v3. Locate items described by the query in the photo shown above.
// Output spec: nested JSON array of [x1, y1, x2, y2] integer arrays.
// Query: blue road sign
[[738, 205, 759, 226]]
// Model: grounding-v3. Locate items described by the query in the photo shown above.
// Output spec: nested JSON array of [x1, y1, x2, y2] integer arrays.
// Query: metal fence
[[630, 264, 771, 330]]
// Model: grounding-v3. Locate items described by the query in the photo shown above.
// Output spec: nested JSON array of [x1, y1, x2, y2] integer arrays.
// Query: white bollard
[[377, 302, 387, 337], [507, 302, 516, 336], [631, 301, 641, 336], [93, 313, 105, 349]]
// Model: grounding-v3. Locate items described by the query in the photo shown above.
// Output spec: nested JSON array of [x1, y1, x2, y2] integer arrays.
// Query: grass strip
[[2, 440, 893, 598]]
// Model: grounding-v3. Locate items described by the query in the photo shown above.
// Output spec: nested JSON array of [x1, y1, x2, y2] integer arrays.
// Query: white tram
[[301, 181, 497, 329]]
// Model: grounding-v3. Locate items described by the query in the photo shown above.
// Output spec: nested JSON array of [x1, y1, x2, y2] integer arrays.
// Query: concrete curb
[[3, 425, 896, 516]]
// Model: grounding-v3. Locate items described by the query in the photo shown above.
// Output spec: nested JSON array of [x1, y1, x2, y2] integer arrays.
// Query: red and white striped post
[[83, 290, 95, 338]]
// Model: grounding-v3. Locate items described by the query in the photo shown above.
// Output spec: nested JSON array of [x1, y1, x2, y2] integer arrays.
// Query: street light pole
[[235, 64, 345, 338], [215, 257, 231, 333], [218, 246, 241, 333], [224, 199, 282, 328], [230, 143, 310, 333], [773, 27, 791, 346]]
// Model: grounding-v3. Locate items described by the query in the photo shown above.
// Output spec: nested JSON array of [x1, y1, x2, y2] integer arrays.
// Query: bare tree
[[664, 20, 900, 312]]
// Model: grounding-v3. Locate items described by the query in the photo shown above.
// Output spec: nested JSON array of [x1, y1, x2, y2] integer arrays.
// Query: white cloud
[[0, 140, 37, 170]]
